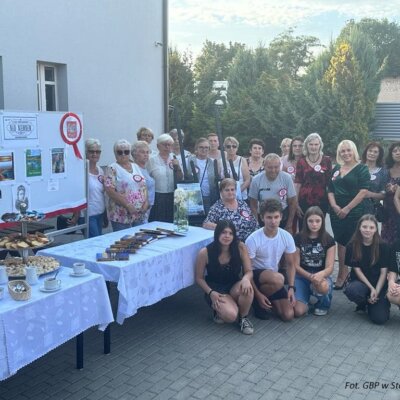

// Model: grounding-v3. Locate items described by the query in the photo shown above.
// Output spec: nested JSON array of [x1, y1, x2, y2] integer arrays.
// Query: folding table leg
[[104, 281, 111, 354], [76, 332, 84, 369]]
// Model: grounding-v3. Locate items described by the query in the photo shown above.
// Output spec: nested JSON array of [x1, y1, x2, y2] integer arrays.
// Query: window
[[37, 62, 68, 111]]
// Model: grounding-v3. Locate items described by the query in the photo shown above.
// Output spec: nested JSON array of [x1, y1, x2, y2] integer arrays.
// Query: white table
[[39, 222, 214, 324], [0, 269, 113, 381]]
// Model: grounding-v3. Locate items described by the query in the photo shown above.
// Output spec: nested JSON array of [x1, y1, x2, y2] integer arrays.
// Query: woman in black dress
[[195, 220, 254, 335], [327, 140, 370, 290]]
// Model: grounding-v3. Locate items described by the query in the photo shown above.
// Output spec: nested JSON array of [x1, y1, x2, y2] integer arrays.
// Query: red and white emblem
[[287, 166, 295, 174], [314, 164, 321, 172], [279, 188, 287, 197], [133, 174, 144, 183], [98, 175, 104, 184], [240, 210, 250, 219], [332, 170, 339, 180]]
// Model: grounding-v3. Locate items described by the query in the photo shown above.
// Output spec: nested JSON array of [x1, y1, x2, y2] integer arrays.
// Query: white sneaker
[[239, 317, 254, 335], [314, 308, 328, 316]]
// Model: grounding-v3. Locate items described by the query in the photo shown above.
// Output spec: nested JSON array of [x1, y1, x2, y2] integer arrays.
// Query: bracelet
[[208, 289, 214, 297]]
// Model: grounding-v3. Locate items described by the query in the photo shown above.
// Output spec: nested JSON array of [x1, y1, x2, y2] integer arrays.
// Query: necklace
[[307, 155, 320, 165]]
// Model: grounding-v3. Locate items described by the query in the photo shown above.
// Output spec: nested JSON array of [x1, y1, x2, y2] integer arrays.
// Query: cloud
[[171, 0, 400, 27]]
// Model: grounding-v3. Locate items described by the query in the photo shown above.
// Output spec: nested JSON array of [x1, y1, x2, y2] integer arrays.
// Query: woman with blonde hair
[[328, 140, 370, 290]]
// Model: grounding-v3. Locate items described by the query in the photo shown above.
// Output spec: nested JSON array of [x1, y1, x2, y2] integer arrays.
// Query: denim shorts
[[295, 275, 333, 310]]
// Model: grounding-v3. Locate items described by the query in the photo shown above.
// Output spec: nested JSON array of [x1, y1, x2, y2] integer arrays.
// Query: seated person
[[195, 220, 254, 335], [245, 199, 296, 321], [203, 178, 258, 242], [385, 238, 400, 307], [343, 214, 391, 325], [293, 206, 335, 317]]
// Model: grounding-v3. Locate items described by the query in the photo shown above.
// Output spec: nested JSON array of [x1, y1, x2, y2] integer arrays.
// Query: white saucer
[[40, 286, 61, 293], [69, 269, 91, 277]]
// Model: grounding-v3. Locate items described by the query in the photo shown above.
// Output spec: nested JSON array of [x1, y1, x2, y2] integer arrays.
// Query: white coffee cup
[[73, 262, 85, 275], [0, 266, 8, 285], [44, 278, 61, 290]]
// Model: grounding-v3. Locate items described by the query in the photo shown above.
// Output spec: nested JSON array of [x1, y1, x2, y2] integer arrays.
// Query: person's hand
[[256, 292, 272, 310], [368, 288, 378, 304], [297, 206, 304, 219], [310, 272, 325, 285], [210, 291, 227, 311], [338, 206, 350, 219], [389, 282, 400, 296], [240, 277, 253, 295], [171, 158, 180, 167], [288, 287, 296, 306], [332, 205, 341, 216]]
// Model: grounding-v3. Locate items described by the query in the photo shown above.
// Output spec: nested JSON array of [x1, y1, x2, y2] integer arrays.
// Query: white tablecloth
[[39, 222, 214, 324], [0, 269, 113, 381]]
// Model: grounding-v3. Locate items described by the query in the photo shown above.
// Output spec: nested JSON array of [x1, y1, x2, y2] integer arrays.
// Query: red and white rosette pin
[[98, 175, 104, 184], [240, 210, 250, 220], [59, 112, 83, 159], [133, 174, 144, 183], [168, 161, 174, 169], [332, 170, 340, 180], [370, 174, 376, 181], [287, 166, 295, 174], [314, 164, 322, 172], [279, 188, 287, 198]]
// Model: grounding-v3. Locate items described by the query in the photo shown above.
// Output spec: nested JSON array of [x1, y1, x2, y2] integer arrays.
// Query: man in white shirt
[[249, 153, 297, 233], [245, 199, 296, 321]]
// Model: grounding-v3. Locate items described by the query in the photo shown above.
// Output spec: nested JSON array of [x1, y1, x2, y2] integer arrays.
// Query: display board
[[0, 110, 86, 225]]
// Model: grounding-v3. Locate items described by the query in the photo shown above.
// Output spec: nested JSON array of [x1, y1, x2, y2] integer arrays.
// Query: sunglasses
[[117, 150, 130, 156], [225, 144, 237, 149], [88, 150, 101, 154]]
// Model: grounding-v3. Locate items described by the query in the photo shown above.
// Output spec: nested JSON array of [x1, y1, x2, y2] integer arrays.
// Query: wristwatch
[[288, 285, 296, 292]]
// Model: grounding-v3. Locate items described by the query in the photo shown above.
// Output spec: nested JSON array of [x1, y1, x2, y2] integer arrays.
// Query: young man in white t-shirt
[[245, 199, 296, 321]]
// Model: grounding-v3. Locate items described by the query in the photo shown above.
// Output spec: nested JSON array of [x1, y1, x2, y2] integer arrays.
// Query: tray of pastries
[[0, 255, 60, 278], [1, 210, 45, 222], [0, 232, 52, 250]]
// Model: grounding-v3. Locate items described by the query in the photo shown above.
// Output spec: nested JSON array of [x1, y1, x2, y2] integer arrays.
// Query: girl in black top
[[293, 206, 336, 317], [195, 220, 254, 335], [344, 214, 391, 325]]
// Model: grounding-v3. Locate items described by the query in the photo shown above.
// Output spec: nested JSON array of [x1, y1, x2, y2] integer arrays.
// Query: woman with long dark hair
[[343, 214, 391, 325], [195, 220, 254, 335], [281, 136, 304, 181], [293, 206, 336, 317]]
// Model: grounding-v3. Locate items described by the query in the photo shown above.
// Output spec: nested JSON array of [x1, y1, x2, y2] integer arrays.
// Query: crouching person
[[195, 220, 254, 335], [245, 199, 296, 321]]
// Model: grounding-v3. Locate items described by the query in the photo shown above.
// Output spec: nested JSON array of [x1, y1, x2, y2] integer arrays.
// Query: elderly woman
[[85, 138, 106, 237], [203, 178, 258, 242], [382, 142, 400, 245], [147, 134, 182, 222], [187, 137, 219, 214], [136, 127, 157, 156], [222, 137, 251, 201], [246, 139, 265, 178], [132, 141, 155, 223], [328, 140, 370, 290], [295, 133, 332, 228], [361, 142, 388, 219], [104, 139, 148, 231]]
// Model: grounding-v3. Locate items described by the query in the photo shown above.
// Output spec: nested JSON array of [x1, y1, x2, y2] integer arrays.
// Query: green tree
[[168, 48, 195, 135]]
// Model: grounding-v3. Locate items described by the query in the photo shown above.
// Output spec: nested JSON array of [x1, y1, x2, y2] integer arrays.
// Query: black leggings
[[344, 280, 390, 325]]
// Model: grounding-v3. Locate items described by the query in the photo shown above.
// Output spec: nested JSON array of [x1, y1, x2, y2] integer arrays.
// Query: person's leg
[[367, 295, 390, 325], [212, 294, 239, 323], [293, 276, 311, 317], [88, 214, 101, 238], [230, 281, 253, 318], [343, 280, 370, 308], [335, 243, 349, 288], [314, 277, 333, 312], [257, 270, 285, 296], [387, 290, 400, 305]]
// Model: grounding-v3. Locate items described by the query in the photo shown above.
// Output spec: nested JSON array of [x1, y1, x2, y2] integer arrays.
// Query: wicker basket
[[8, 280, 31, 301]]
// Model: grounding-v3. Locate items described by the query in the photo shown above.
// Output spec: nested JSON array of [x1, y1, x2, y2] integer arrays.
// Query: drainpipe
[[163, 0, 169, 132]]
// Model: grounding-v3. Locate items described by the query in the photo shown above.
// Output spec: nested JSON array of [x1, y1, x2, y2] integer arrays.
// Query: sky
[[169, 0, 400, 57]]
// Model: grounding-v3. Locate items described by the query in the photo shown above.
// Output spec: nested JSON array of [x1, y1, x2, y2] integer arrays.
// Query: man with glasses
[[249, 153, 297, 234], [187, 138, 220, 215]]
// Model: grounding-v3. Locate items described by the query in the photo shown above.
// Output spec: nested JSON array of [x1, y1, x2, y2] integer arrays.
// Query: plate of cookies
[[0, 232, 53, 250], [0, 255, 61, 278]]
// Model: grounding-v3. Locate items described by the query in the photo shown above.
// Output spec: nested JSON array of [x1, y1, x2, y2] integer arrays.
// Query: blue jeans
[[89, 214, 103, 238], [295, 275, 333, 311]]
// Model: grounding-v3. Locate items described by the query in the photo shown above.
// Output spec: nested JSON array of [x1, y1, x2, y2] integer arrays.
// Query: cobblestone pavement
[[2, 274, 400, 400]]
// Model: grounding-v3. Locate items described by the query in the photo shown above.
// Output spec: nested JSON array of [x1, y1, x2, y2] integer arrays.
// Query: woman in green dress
[[328, 140, 370, 290]]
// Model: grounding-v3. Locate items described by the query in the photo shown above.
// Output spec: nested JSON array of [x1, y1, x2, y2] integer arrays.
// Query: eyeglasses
[[198, 146, 210, 150], [88, 150, 102, 154], [225, 144, 237, 149], [116, 150, 130, 156]]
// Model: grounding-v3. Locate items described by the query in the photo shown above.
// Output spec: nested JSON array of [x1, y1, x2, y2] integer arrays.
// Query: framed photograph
[[13, 183, 31, 213], [25, 149, 42, 178], [51, 147, 66, 175], [0, 151, 15, 182]]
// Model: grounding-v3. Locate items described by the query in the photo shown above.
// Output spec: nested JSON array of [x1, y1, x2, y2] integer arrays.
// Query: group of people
[[81, 128, 400, 335]]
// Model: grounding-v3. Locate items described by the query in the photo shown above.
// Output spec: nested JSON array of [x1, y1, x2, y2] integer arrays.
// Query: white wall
[[0, 0, 165, 164]]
